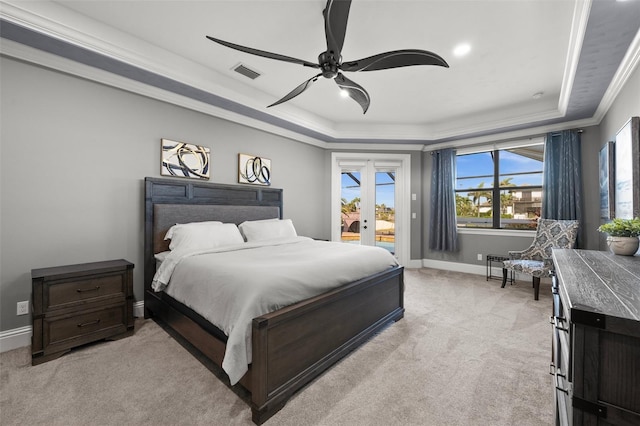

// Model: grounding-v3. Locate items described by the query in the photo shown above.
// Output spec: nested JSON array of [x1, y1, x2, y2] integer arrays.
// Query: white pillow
[[239, 218, 297, 242], [164, 221, 222, 240], [165, 222, 244, 251]]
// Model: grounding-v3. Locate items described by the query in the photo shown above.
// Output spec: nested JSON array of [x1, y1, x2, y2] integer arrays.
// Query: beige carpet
[[0, 269, 553, 425]]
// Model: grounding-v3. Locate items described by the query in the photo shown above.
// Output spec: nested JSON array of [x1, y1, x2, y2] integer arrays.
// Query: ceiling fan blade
[[341, 49, 449, 72], [335, 72, 370, 114], [323, 0, 351, 58], [267, 73, 323, 108], [206, 36, 318, 68]]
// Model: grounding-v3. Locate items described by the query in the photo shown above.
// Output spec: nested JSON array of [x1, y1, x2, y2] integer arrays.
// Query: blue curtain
[[542, 129, 583, 223], [429, 148, 458, 251]]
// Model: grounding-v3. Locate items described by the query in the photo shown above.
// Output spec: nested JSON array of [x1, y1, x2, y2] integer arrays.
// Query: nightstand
[[31, 259, 134, 365]]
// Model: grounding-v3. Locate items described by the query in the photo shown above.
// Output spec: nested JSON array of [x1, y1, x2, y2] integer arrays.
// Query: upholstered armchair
[[502, 219, 579, 300]]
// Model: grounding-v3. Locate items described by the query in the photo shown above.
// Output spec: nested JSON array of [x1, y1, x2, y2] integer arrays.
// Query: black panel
[[193, 186, 258, 202], [262, 190, 283, 203], [152, 183, 188, 199], [572, 308, 606, 329]]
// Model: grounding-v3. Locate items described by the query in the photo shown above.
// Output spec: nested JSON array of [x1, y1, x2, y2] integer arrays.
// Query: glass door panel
[[375, 171, 395, 254], [341, 171, 361, 244]]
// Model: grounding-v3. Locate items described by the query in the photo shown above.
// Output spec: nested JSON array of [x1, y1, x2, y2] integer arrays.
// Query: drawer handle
[[549, 315, 569, 332], [549, 363, 566, 378], [77, 319, 101, 327], [550, 363, 570, 394], [76, 286, 100, 293], [555, 381, 569, 394]]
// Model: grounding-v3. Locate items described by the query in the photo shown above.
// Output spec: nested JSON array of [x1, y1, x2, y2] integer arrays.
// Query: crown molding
[[558, 0, 592, 116], [592, 24, 640, 124]]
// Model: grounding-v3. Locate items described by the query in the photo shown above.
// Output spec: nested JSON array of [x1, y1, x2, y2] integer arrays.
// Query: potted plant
[[597, 217, 640, 255]]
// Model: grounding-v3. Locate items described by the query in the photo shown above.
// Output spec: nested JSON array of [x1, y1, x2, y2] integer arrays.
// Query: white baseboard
[[421, 258, 551, 284], [422, 258, 487, 276], [0, 301, 146, 354], [0, 326, 32, 353], [133, 300, 144, 319], [405, 259, 424, 269]]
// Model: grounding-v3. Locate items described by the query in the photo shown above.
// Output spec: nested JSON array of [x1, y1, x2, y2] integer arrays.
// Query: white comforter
[[152, 236, 398, 385]]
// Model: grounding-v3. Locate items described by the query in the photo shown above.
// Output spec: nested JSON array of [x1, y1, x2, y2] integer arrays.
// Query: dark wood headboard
[[144, 177, 283, 294]]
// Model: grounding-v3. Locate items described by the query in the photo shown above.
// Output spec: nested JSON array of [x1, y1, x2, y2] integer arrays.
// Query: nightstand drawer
[[32, 259, 134, 365], [47, 273, 126, 310], [44, 304, 127, 350]]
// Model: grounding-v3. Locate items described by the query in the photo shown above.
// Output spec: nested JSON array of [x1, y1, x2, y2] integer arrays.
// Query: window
[[455, 141, 544, 230]]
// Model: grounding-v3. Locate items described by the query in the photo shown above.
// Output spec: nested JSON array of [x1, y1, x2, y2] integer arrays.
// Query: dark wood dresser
[[31, 259, 134, 365], [551, 249, 639, 426]]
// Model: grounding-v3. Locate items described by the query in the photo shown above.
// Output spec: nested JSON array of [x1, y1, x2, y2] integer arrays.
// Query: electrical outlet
[[477, 253, 482, 261], [17, 301, 29, 316]]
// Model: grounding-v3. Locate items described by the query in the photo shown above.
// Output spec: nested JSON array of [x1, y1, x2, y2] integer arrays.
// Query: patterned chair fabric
[[502, 219, 579, 300]]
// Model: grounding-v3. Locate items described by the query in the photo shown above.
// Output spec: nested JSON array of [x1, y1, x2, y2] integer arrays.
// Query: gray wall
[[0, 57, 327, 331]]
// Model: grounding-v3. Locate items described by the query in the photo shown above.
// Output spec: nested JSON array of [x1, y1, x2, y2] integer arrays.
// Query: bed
[[143, 177, 405, 424]]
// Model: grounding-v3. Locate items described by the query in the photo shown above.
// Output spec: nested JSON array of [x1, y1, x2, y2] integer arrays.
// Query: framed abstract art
[[238, 153, 271, 186], [599, 141, 615, 220], [161, 139, 210, 180]]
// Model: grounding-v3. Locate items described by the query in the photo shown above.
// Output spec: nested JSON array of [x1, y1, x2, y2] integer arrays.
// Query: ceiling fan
[[206, 0, 448, 114]]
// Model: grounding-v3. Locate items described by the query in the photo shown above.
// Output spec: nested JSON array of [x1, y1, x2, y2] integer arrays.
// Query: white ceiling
[[2, 0, 640, 147]]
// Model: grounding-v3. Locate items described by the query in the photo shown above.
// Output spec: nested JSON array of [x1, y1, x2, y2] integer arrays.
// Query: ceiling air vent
[[232, 63, 261, 80]]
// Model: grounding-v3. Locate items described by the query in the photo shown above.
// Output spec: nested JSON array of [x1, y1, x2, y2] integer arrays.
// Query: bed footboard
[[250, 265, 404, 424]]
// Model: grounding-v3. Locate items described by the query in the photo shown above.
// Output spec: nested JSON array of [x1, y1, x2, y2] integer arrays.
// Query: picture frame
[[614, 117, 640, 219], [599, 141, 615, 220], [161, 139, 210, 180], [238, 153, 271, 186]]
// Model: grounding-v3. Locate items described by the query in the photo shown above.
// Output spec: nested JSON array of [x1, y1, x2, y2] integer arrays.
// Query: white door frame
[[331, 152, 411, 266]]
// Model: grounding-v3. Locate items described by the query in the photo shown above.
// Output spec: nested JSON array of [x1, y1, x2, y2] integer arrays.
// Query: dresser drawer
[[43, 303, 127, 352], [46, 273, 126, 310]]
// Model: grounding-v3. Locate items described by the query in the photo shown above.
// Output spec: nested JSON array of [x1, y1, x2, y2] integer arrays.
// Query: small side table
[[31, 259, 134, 365], [486, 254, 514, 285]]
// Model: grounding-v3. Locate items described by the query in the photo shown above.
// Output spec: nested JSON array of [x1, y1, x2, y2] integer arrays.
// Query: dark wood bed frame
[[143, 177, 404, 424]]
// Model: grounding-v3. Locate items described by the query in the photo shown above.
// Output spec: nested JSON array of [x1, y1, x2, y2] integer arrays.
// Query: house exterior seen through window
[[455, 142, 544, 230]]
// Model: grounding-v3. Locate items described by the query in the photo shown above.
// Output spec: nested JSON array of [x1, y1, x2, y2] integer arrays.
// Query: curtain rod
[[550, 128, 583, 135], [550, 129, 584, 134]]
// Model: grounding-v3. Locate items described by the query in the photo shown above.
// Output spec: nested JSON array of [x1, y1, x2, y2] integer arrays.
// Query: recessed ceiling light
[[453, 43, 471, 57], [340, 90, 349, 98], [532, 92, 544, 99]]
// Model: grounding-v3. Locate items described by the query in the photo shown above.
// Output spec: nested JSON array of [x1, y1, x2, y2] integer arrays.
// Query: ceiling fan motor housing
[[318, 51, 339, 78]]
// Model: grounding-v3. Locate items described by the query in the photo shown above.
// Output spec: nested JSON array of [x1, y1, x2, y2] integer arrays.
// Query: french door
[[331, 153, 410, 266]]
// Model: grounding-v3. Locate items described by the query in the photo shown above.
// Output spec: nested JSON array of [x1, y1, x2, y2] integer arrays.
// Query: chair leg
[[501, 268, 508, 288], [533, 276, 540, 300]]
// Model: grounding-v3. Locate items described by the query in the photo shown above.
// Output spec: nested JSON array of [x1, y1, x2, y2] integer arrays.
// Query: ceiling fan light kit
[[206, 0, 448, 114]]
